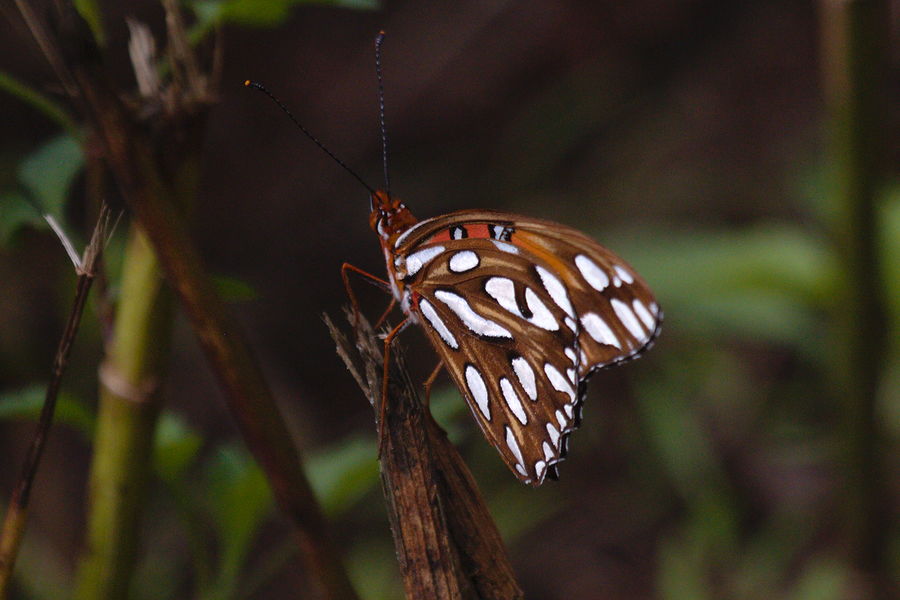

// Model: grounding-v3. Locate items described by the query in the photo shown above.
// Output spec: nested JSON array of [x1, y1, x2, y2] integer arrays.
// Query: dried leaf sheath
[[327, 311, 523, 600]]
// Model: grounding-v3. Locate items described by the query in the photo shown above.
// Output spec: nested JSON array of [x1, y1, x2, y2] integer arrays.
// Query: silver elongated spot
[[511, 357, 537, 400], [485, 277, 519, 315], [555, 409, 567, 430], [575, 254, 610, 291], [435, 290, 512, 338], [542, 441, 555, 462], [500, 377, 528, 425], [505, 426, 525, 466], [546, 422, 561, 446], [536, 265, 575, 318], [611, 298, 646, 341], [485, 277, 559, 331], [535, 460, 547, 480], [632, 298, 655, 330], [491, 240, 519, 254], [419, 299, 459, 349], [524, 288, 559, 331], [448, 250, 479, 273], [405, 245, 445, 277], [614, 265, 634, 284], [465, 365, 491, 420], [544, 363, 576, 401], [581, 312, 621, 348]]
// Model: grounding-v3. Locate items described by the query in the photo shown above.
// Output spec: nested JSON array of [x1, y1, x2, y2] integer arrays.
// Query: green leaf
[[203, 445, 273, 597], [0, 192, 44, 245], [606, 224, 832, 347], [0, 384, 95, 435], [153, 412, 204, 483], [74, 0, 106, 47], [0, 71, 80, 139], [18, 134, 84, 219], [306, 436, 379, 517], [189, 0, 379, 41], [211, 274, 259, 302]]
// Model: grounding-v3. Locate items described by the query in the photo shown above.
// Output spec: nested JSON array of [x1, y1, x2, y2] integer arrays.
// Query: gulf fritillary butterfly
[[246, 33, 661, 486]]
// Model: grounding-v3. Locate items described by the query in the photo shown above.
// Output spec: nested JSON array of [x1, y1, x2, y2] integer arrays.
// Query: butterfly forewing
[[394, 211, 661, 485]]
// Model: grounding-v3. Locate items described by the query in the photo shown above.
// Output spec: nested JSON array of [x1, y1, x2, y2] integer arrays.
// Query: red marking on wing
[[429, 229, 452, 243], [466, 223, 491, 239]]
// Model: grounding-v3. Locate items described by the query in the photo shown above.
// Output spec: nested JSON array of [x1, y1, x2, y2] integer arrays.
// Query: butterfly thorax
[[370, 190, 421, 306]]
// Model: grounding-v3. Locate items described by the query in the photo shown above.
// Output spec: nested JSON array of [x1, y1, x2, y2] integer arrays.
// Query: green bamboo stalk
[[819, 0, 890, 596], [72, 226, 174, 600]]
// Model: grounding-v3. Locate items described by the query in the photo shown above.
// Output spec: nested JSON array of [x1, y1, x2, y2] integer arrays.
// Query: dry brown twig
[[327, 309, 523, 600], [0, 203, 113, 599]]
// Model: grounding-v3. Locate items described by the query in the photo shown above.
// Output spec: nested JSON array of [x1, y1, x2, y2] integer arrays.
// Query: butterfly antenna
[[374, 31, 391, 198], [243, 80, 375, 195]]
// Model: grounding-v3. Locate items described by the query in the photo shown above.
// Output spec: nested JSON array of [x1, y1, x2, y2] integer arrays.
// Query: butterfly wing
[[394, 211, 661, 485]]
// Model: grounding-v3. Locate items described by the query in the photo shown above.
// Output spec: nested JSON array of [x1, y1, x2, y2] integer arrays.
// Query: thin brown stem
[[0, 203, 111, 598]]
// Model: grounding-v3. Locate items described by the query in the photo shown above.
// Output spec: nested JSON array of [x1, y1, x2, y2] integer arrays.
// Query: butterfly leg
[[373, 298, 397, 329], [377, 317, 411, 457], [421, 361, 444, 407], [341, 262, 391, 326]]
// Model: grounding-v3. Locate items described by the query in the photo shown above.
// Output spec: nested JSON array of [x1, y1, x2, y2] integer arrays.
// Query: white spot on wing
[[515, 464, 528, 477], [546, 422, 561, 446], [614, 265, 634, 284], [555, 409, 567, 430], [511, 357, 537, 400], [611, 298, 646, 341], [649, 302, 660, 316], [485, 278, 559, 331], [435, 290, 512, 338], [419, 299, 458, 349], [564, 403, 574, 419], [543, 442, 555, 462], [505, 426, 525, 466], [544, 363, 576, 401], [448, 250, 479, 273], [581, 312, 621, 348], [465, 365, 490, 420], [575, 254, 610, 291], [405, 246, 445, 277], [485, 277, 518, 315], [525, 288, 559, 331], [565, 348, 577, 365], [535, 460, 547, 480], [632, 299, 656, 330], [536, 266, 574, 318], [500, 378, 528, 425], [491, 240, 518, 254]]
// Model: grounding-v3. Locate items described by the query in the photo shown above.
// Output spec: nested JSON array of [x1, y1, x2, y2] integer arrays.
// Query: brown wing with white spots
[[396, 211, 661, 485]]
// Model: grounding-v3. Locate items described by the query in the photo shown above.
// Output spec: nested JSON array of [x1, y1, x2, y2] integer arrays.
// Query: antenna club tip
[[243, 79, 251, 87]]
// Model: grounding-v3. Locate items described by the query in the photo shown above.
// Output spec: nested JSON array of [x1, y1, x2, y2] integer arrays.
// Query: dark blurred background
[[1, 1, 897, 599]]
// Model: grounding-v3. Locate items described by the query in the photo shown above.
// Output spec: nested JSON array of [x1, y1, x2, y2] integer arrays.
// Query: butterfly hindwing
[[392, 212, 660, 485], [409, 239, 583, 484]]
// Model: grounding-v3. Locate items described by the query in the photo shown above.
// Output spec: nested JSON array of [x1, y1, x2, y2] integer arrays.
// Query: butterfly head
[[370, 189, 417, 241]]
